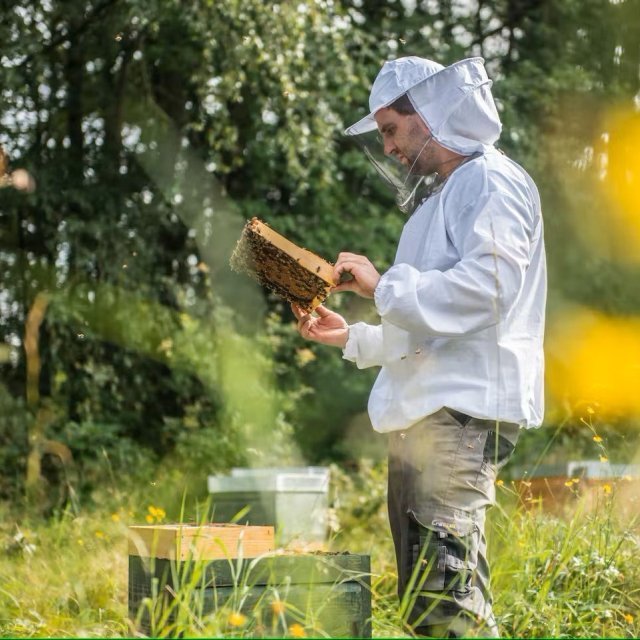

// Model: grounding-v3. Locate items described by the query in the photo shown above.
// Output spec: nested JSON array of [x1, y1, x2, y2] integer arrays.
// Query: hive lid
[[128, 523, 275, 560], [208, 471, 329, 493]]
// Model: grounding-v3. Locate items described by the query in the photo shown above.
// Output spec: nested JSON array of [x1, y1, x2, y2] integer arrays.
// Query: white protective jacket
[[343, 57, 547, 432]]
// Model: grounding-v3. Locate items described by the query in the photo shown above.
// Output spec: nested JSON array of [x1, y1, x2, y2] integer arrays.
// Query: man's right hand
[[291, 304, 349, 349]]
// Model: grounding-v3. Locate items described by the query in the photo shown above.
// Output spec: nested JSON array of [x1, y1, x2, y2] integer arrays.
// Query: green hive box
[[129, 552, 371, 638]]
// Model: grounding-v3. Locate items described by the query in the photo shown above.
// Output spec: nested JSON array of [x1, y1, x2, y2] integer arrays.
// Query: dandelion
[[271, 600, 286, 615], [227, 612, 247, 627], [603, 483, 612, 495], [146, 505, 166, 523], [624, 613, 634, 624], [289, 623, 306, 638], [599, 455, 609, 463], [593, 435, 603, 443]]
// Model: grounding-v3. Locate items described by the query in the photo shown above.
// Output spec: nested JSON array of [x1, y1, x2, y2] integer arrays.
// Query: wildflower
[[599, 455, 609, 463], [271, 600, 286, 615], [624, 613, 634, 624], [495, 479, 504, 487], [564, 480, 573, 487], [227, 612, 247, 627], [593, 435, 603, 443], [77, 538, 84, 546], [604, 565, 621, 579], [146, 505, 166, 523], [296, 348, 316, 366], [603, 483, 612, 495], [111, 513, 121, 522], [95, 530, 105, 539], [289, 623, 306, 638], [587, 406, 595, 415]]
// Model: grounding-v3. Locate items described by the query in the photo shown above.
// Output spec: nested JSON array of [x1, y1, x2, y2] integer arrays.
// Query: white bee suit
[[343, 57, 547, 433]]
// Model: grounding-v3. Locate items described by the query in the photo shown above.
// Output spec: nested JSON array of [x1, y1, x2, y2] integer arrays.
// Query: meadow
[[1, 455, 638, 638]]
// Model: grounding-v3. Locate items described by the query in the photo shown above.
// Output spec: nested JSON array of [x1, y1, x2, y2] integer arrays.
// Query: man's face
[[374, 107, 436, 175]]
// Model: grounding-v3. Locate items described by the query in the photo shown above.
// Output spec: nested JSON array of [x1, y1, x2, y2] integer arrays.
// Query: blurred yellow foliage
[[547, 309, 640, 417], [600, 108, 640, 259]]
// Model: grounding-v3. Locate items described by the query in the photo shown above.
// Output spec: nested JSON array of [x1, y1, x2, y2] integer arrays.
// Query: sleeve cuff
[[342, 325, 358, 362]]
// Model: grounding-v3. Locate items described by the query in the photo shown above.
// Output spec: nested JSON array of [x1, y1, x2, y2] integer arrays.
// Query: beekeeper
[[292, 56, 546, 638]]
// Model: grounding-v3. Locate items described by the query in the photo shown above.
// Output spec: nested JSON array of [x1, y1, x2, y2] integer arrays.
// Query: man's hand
[[333, 252, 381, 298], [291, 304, 349, 348]]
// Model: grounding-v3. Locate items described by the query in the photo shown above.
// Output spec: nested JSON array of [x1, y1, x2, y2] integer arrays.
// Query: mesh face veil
[[356, 128, 440, 214]]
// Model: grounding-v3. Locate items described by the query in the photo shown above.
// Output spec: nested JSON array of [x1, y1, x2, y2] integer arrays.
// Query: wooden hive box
[[514, 460, 640, 518], [128, 523, 275, 561], [230, 218, 336, 312], [128, 551, 371, 637]]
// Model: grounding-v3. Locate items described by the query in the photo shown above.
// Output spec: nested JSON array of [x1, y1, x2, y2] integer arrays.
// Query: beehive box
[[230, 217, 336, 312], [514, 460, 640, 517], [128, 523, 275, 561], [128, 551, 371, 637], [207, 467, 330, 546]]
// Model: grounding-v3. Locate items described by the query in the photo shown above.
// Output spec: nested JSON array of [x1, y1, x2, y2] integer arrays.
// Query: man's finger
[[314, 304, 332, 317], [332, 281, 357, 293]]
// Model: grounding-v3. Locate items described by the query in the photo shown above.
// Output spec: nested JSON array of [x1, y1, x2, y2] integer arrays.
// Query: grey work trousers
[[387, 408, 519, 638]]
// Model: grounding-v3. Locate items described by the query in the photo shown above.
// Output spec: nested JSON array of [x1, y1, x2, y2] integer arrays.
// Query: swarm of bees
[[230, 217, 336, 313]]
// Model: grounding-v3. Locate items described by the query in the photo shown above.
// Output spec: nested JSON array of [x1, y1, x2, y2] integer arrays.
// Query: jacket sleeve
[[342, 320, 411, 369], [374, 189, 536, 337]]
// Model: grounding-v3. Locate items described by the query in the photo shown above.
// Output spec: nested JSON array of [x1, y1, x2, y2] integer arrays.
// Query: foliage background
[[1, 0, 640, 634], [0, 0, 640, 637]]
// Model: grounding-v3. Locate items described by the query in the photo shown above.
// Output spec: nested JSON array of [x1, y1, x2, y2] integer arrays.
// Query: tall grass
[[1, 460, 639, 637]]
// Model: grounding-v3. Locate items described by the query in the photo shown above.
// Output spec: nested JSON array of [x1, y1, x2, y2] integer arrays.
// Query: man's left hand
[[333, 252, 381, 298]]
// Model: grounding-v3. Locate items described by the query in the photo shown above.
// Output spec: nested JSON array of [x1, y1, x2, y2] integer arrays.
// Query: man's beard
[[404, 123, 435, 176]]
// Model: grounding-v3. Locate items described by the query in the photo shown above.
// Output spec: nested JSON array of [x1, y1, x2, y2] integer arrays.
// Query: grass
[[1, 460, 639, 638]]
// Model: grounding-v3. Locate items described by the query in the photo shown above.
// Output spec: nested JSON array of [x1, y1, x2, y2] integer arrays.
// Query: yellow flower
[[599, 455, 609, 463], [77, 538, 84, 546], [564, 480, 574, 487], [495, 479, 504, 487], [593, 435, 603, 443], [289, 623, 306, 638], [111, 513, 121, 522], [296, 348, 316, 366], [227, 612, 247, 627], [587, 406, 595, 415], [624, 613, 634, 624], [95, 530, 105, 539], [603, 483, 612, 495], [271, 600, 286, 615], [146, 505, 166, 523]]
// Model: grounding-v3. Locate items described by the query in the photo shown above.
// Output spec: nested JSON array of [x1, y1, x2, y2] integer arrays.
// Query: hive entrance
[[230, 218, 336, 312]]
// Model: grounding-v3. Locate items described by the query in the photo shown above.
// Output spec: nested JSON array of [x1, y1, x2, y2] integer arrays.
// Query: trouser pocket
[[411, 519, 478, 596]]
